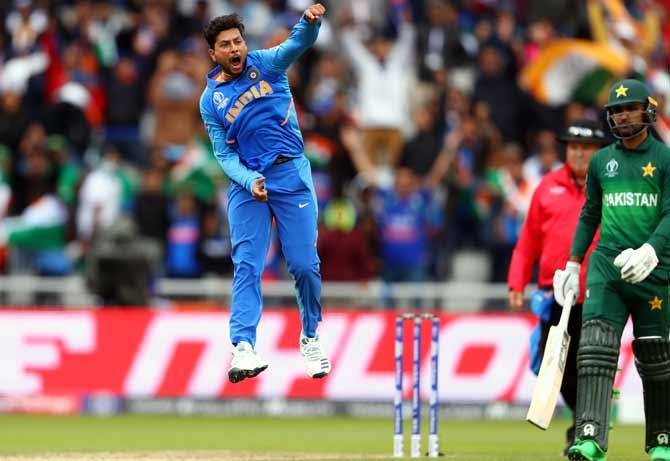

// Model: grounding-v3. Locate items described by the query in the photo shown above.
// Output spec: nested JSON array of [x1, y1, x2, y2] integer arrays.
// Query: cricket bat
[[526, 290, 575, 430]]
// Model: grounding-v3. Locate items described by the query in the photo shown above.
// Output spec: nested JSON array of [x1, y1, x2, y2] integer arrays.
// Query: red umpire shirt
[[508, 164, 598, 304]]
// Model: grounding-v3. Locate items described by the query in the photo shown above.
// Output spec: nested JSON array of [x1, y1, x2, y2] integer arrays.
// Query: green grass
[[0, 415, 650, 460]]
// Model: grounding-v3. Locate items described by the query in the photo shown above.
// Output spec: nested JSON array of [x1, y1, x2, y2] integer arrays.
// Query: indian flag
[[520, 39, 631, 106]]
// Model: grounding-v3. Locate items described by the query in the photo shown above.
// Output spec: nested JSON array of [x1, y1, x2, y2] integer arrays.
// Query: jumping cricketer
[[199, 3, 331, 384]]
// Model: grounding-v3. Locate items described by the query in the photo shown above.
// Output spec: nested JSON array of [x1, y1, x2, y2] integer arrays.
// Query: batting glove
[[614, 243, 658, 284], [553, 261, 580, 306]]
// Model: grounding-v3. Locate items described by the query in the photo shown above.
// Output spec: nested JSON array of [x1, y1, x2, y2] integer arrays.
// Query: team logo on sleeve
[[212, 92, 229, 111], [247, 67, 260, 82], [605, 158, 619, 178]]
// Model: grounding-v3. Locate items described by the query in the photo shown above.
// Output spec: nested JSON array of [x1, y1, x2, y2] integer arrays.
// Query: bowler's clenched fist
[[304, 3, 326, 24]]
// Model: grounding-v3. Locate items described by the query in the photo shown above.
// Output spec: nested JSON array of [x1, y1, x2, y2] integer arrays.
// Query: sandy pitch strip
[[0, 451, 393, 461]]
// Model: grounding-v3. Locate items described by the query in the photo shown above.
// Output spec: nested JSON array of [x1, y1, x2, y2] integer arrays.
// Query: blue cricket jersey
[[199, 16, 320, 193]]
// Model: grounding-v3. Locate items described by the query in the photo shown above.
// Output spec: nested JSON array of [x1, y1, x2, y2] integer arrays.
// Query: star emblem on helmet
[[615, 84, 628, 98], [642, 161, 656, 177]]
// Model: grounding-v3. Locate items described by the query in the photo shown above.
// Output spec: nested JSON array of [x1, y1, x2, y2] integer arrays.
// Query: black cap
[[557, 119, 609, 144]]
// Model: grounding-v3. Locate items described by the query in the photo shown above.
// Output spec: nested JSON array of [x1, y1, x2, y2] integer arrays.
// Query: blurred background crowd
[[1, 0, 670, 306]]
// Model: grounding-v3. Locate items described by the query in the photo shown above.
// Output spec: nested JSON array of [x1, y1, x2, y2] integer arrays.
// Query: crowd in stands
[[1, 0, 670, 304]]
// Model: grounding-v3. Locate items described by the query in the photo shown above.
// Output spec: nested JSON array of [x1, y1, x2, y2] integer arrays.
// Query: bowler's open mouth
[[231, 56, 242, 70]]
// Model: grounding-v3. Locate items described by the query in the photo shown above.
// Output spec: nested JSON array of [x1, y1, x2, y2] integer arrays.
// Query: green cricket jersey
[[571, 134, 670, 270]]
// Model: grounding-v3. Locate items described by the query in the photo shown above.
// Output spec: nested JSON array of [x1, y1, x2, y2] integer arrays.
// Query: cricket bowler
[[199, 4, 331, 383]]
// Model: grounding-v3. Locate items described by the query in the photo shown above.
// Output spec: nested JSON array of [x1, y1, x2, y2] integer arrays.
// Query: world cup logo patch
[[212, 92, 229, 111], [605, 158, 619, 178]]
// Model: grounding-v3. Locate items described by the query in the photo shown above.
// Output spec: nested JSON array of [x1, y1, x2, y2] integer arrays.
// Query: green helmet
[[605, 79, 658, 139]]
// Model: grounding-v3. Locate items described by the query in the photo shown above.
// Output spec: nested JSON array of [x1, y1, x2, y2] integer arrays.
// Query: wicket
[[394, 313, 440, 458]]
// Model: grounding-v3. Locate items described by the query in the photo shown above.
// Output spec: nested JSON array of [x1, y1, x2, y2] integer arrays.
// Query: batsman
[[554, 79, 670, 461]]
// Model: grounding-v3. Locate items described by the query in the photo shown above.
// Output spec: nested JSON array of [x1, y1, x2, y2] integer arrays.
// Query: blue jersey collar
[[207, 65, 224, 88], [207, 58, 252, 88]]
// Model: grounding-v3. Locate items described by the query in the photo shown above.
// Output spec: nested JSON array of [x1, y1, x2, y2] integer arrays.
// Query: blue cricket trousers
[[227, 155, 322, 346]]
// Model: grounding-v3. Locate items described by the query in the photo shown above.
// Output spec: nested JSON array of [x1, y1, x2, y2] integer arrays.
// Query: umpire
[[507, 119, 609, 455]]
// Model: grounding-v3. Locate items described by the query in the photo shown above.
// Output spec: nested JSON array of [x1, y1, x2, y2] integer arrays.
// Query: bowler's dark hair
[[204, 14, 245, 48]]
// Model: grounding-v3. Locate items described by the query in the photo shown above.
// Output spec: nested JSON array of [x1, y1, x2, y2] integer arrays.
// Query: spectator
[[0, 88, 30, 152], [443, 87, 471, 133], [522, 130, 562, 185], [42, 136, 76, 202], [133, 168, 169, 246], [43, 82, 92, 158], [164, 140, 219, 205], [305, 66, 362, 207], [5, 0, 47, 56], [198, 205, 232, 276], [165, 188, 201, 278], [46, 40, 106, 129], [10, 123, 55, 215], [86, 0, 125, 67], [416, 0, 468, 84], [353, 183, 382, 266], [473, 44, 525, 142], [399, 101, 449, 184], [486, 143, 536, 282], [341, 11, 415, 167], [443, 116, 495, 249], [374, 167, 443, 307], [102, 57, 147, 165], [147, 46, 204, 149], [76, 147, 125, 245], [0, 152, 70, 277], [318, 197, 376, 281], [125, 1, 170, 64], [523, 18, 557, 65]]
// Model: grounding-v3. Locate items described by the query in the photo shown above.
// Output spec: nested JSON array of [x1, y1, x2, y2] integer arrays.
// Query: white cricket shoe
[[228, 341, 268, 384], [300, 334, 331, 378]]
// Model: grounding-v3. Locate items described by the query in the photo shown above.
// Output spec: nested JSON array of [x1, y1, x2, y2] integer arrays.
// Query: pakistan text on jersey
[[603, 192, 659, 207], [224, 80, 274, 123]]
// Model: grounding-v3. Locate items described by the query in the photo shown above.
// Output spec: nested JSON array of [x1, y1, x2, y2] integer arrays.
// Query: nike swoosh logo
[[299, 203, 309, 208]]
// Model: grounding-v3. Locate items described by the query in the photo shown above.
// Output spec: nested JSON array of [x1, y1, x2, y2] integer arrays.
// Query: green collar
[[615, 132, 654, 152]]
